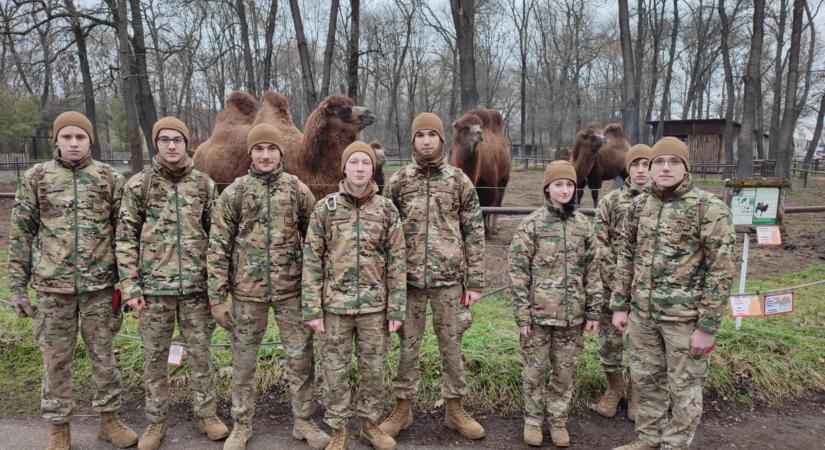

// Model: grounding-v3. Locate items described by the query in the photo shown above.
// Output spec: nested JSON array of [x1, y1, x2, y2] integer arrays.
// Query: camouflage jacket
[[302, 181, 406, 320], [207, 165, 315, 303], [385, 162, 484, 290], [8, 157, 124, 295], [592, 179, 645, 303], [116, 159, 217, 301], [508, 200, 603, 327], [609, 176, 736, 335]]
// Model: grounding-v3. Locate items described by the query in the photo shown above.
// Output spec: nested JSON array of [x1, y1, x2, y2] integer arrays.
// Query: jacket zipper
[[266, 177, 272, 297], [648, 200, 666, 315], [562, 216, 570, 322], [356, 199, 361, 305], [423, 173, 431, 287], [174, 182, 183, 294], [72, 168, 79, 294]]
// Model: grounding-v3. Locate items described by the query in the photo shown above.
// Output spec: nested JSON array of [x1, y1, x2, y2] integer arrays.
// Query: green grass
[[2, 247, 824, 416]]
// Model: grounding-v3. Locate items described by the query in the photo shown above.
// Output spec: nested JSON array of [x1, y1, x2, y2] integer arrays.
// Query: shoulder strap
[[697, 190, 710, 237], [141, 168, 152, 209], [197, 172, 209, 206], [101, 163, 113, 200], [31, 163, 46, 207], [235, 178, 246, 219]]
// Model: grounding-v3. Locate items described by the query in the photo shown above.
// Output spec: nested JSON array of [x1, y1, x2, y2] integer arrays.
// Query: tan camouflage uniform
[[508, 199, 602, 427], [8, 155, 125, 424], [207, 164, 316, 424], [385, 161, 485, 400], [610, 175, 736, 450], [116, 156, 218, 423], [302, 181, 406, 429]]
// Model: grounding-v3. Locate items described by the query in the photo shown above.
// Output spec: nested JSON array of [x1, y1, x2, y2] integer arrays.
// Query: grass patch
[[2, 247, 824, 416]]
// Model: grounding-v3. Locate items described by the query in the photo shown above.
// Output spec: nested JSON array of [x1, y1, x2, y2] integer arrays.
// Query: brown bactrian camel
[[298, 94, 376, 199], [256, 91, 304, 164], [570, 122, 630, 207], [193, 91, 258, 189], [368, 139, 387, 193], [451, 108, 511, 236]]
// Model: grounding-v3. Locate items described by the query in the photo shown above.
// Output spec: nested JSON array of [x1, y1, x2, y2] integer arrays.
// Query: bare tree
[[768, 0, 788, 157], [261, 0, 278, 91], [320, 0, 339, 98], [736, 0, 765, 177], [506, 0, 534, 147], [776, 0, 805, 179], [656, 0, 678, 140], [109, 0, 143, 171], [450, 0, 479, 111], [801, 92, 825, 173], [63, 0, 100, 157], [289, 0, 318, 111], [234, 0, 257, 96], [346, 0, 360, 101], [717, 0, 739, 179], [618, 0, 638, 143]]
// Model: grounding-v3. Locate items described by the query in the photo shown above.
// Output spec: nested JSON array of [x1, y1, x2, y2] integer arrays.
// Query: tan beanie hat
[[246, 124, 283, 155], [625, 144, 653, 172], [53, 111, 94, 144], [651, 137, 690, 170], [341, 141, 376, 173], [411, 112, 445, 142], [152, 116, 190, 144], [543, 160, 578, 188]]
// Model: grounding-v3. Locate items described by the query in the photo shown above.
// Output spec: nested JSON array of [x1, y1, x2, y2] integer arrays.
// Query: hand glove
[[11, 293, 33, 318], [210, 301, 235, 331]]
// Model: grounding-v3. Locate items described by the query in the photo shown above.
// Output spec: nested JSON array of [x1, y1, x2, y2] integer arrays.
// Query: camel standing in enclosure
[[570, 122, 630, 206]]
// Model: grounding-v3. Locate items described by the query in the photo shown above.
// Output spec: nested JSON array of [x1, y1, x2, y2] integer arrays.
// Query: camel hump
[[257, 91, 295, 126], [261, 91, 291, 112], [604, 123, 628, 140], [464, 108, 503, 134], [225, 91, 259, 118]]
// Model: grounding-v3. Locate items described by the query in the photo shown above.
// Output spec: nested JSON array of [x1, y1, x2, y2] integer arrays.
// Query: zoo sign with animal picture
[[724, 178, 790, 230]]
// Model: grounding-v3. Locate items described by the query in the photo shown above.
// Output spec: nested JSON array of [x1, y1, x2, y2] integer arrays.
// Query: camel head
[[319, 94, 376, 133], [575, 122, 607, 155], [452, 114, 485, 154], [369, 140, 387, 169]]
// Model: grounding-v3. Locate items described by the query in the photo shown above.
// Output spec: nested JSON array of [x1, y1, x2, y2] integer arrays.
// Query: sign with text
[[731, 187, 780, 225], [729, 294, 763, 318], [756, 226, 782, 245], [764, 291, 794, 315]]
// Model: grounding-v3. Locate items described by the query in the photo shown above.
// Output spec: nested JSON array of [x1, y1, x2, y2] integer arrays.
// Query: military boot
[[198, 416, 230, 440], [378, 398, 412, 437], [549, 425, 570, 447], [98, 411, 138, 448], [522, 423, 542, 447], [326, 426, 349, 450], [223, 421, 252, 450], [293, 418, 331, 449], [613, 440, 659, 450], [137, 422, 166, 450], [359, 419, 397, 450], [444, 398, 485, 440], [46, 423, 70, 450], [594, 371, 626, 418]]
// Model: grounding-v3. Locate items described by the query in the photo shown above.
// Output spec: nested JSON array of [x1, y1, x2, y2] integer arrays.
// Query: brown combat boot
[[137, 422, 166, 450], [359, 419, 397, 450], [444, 398, 485, 440], [46, 423, 70, 450], [223, 421, 252, 450], [613, 440, 659, 450], [98, 411, 138, 448], [293, 418, 330, 449], [198, 416, 230, 440], [522, 423, 542, 447], [549, 425, 570, 447], [594, 371, 626, 418], [378, 398, 413, 437], [627, 379, 639, 422], [325, 426, 349, 450]]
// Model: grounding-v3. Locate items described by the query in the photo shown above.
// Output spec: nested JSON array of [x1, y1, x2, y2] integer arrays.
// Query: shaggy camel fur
[[570, 122, 630, 206], [368, 139, 387, 193], [450, 108, 511, 235]]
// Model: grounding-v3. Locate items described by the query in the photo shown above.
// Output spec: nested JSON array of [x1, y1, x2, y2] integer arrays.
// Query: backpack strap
[[140, 168, 152, 209], [234, 178, 246, 221], [30, 163, 47, 207], [696, 190, 711, 240], [197, 172, 209, 207]]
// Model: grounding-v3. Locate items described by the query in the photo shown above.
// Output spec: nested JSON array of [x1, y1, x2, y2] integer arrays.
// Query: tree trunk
[[289, 0, 318, 111], [718, 0, 735, 179], [736, 0, 765, 178], [110, 0, 144, 172], [128, 0, 158, 157], [632, 0, 646, 143], [768, 0, 788, 158], [320, 0, 339, 98], [262, 0, 278, 91], [801, 92, 825, 172], [776, 0, 804, 179], [346, 0, 360, 101], [657, 0, 678, 141], [64, 0, 101, 158], [450, 0, 479, 111], [619, 0, 639, 143]]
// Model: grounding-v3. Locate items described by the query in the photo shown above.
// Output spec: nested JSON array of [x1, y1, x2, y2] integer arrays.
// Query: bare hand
[[307, 319, 325, 333], [126, 296, 145, 311], [584, 320, 599, 334], [10, 293, 33, 318], [465, 290, 483, 306], [612, 311, 629, 332], [519, 325, 531, 337], [388, 320, 403, 333], [690, 329, 715, 355]]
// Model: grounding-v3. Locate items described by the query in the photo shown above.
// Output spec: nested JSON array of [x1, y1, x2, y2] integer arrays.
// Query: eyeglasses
[[651, 157, 684, 168], [157, 137, 185, 146]]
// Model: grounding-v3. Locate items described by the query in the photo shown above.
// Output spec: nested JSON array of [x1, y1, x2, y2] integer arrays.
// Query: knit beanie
[[410, 112, 445, 142], [246, 124, 283, 155], [543, 160, 578, 188], [53, 111, 94, 144], [341, 141, 376, 173], [651, 137, 690, 170], [152, 116, 190, 144], [625, 144, 653, 172]]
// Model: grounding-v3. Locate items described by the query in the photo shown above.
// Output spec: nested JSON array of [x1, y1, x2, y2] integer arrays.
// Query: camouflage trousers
[[629, 313, 709, 450], [319, 312, 387, 429], [520, 324, 584, 426], [138, 294, 216, 423], [32, 288, 122, 424], [391, 284, 472, 400], [230, 295, 315, 423], [598, 305, 626, 374]]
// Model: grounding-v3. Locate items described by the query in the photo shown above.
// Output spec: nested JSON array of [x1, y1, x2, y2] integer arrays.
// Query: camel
[[570, 122, 630, 207], [450, 108, 511, 236], [256, 91, 304, 165], [369, 140, 387, 193]]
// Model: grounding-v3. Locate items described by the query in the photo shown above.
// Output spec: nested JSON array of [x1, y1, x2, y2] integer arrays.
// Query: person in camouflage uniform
[[303, 141, 407, 450], [380, 113, 486, 441], [207, 124, 327, 450], [7, 111, 137, 450], [591, 144, 652, 421], [610, 137, 736, 450], [508, 160, 602, 448], [116, 116, 228, 450]]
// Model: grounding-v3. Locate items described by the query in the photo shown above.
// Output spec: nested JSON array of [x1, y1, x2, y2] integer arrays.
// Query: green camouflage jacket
[[609, 176, 736, 335], [207, 165, 315, 303], [302, 181, 406, 320], [592, 179, 645, 303], [508, 200, 603, 327], [8, 157, 124, 295], [116, 159, 217, 300], [384, 162, 484, 290]]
